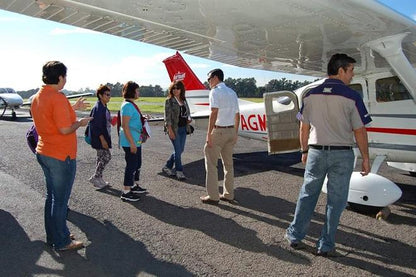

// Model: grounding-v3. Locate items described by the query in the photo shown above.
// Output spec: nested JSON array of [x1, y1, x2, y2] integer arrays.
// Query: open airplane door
[[263, 91, 300, 154]]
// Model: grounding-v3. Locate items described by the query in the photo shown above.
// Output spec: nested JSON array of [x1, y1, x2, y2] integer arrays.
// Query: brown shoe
[[58, 240, 84, 251], [200, 195, 219, 204], [220, 195, 238, 204]]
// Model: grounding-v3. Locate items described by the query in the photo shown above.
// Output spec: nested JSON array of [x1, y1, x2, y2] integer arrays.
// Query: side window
[[348, 84, 363, 99], [376, 76, 413, 102]]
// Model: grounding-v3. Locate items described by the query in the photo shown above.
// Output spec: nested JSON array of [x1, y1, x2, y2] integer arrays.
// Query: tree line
[[16, 77, 316, 99]]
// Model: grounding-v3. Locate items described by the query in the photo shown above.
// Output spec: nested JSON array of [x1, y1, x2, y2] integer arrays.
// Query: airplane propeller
[[0, 97, 7, 118]]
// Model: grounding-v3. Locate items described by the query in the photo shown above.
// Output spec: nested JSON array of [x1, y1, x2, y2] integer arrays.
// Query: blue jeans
[[36, 154, 76, 249], [286, 148, 354, 252], [165, 126, 187, 172], [123, 146, 142, 187]]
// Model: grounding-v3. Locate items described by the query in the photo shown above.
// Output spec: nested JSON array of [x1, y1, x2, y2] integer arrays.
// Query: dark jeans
[[165, 126, 187, 172], [123, 146, 142, 187], [36, 154, 76, 249]]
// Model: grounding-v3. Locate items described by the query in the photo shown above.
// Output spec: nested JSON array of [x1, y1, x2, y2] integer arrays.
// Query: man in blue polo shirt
[[285, 53, 372, 256]]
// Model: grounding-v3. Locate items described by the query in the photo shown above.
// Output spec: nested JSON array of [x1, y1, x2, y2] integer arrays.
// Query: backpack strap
[[116, 110, 121, 149], [125, 99, 145, 126]]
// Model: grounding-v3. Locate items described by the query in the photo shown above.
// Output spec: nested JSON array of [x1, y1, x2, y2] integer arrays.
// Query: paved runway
[[1, 109, 415, 276]]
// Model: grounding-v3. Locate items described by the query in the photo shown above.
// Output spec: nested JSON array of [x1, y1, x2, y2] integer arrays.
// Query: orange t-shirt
[[31, 85, 77, 161]]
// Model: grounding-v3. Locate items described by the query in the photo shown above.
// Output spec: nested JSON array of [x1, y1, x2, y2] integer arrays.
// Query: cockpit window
[[376, 76, 413, 102]]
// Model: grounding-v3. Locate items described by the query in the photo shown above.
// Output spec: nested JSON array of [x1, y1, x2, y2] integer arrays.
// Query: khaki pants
[[204, 128, 235, 200]]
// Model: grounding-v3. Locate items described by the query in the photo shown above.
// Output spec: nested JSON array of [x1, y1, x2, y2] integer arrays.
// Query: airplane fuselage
[[0, 88, 23, 119], [0, 92, 23, 108]]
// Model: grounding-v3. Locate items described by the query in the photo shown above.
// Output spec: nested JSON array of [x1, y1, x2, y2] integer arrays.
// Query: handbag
[[125, 100, 150, 143], [186, 124, 194, 135], [84, 123, 91, 145], [84, 109, 93, 145], [26, 124, 38, 154]]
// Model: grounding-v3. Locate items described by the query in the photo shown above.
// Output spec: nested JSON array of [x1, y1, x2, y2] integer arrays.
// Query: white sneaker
[[176, 171, 186, 180], [99, 178, 110, 187], [89, 176, 106, 189], [162, 166, 175, 176]]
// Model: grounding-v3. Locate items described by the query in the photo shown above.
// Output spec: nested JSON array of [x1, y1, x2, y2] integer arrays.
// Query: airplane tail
[[162, 51, 254, 116], [163, 51, 210, 113], [163, 51, 206, 90]]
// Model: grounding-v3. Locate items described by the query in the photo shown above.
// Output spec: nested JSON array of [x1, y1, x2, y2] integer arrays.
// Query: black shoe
[[131, 185, 147, 194], [316, 250, 328, 257], [315, 249, 340, 257], [284, 233, 305, 250], [121, 191, 141, 201]]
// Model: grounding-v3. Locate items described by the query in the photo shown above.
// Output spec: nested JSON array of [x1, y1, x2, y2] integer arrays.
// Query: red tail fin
[[163, 51, 206, 90]]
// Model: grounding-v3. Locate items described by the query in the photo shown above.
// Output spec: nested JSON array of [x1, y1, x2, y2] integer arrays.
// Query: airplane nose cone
[[322, 172, 402, 207]]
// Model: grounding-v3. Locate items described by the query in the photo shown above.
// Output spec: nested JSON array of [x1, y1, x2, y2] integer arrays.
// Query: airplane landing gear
[[0, 97, 7, 118], [376, 206, 391, 220], [347, 203, 392, 220]]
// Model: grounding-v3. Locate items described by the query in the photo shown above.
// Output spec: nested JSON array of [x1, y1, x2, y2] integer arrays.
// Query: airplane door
[[263, 91, 300, 154]]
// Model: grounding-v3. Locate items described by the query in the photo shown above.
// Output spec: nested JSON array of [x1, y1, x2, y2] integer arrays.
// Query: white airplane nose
[[322, 172, 402, 207]]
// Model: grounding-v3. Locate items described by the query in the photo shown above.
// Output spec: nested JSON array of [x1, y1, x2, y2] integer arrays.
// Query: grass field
[[72, 96, 263, 114]]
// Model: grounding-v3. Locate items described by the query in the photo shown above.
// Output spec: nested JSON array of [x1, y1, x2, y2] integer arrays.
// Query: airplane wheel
[[376, 206, 391, 220], [12, 111, 16, 119], [0, 97, 7, 118], [410, 171, 416, 177]]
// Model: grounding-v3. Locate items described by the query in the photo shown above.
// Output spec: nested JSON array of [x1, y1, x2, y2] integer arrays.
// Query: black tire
[[410, 171, 416, 177], [0, 97, 7, 118]]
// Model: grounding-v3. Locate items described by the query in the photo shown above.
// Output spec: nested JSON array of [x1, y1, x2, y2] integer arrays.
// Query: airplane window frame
[[348, 84, 363, 99], [375, 76, 413, 102]]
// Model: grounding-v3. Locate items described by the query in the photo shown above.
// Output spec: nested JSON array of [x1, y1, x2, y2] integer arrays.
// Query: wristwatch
[[300, 149, 308, 154]]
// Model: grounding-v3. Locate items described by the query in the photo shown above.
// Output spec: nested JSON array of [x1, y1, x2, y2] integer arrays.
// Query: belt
[[214, 125, 234, 128], [309, 145, 352, 150]]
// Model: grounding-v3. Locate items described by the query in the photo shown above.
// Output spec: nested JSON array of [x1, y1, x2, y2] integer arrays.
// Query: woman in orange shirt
[[31, 61, 91, 251]]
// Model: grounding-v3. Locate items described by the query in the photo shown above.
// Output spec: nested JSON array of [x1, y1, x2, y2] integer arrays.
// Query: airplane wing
[[1, 0, 415, 77], [22, 92, 94, 106]]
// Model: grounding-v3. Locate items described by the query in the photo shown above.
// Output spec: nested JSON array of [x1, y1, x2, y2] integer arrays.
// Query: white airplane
[[0, 88, 24, 119], [163, 51, 413, 210], [0, 87, 93, 119], [1, 0, 415, 210]]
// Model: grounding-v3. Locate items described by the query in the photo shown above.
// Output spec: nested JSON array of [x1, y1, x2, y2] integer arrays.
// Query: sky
[[0, 0, 415, 91]]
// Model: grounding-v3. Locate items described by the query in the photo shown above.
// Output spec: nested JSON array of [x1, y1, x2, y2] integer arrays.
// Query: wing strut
[[366, 33, 416, 104]]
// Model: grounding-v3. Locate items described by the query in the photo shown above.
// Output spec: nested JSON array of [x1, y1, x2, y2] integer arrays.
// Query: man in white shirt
[[200, 69, 240, 204]]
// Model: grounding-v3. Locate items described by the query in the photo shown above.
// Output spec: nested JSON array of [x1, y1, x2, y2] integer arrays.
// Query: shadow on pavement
[[179, 151, 304, 187], [67, 210, 193, 276], [234, 187, 416, 275], [134, 195, 311, 265], [0, 210, 59, 276]]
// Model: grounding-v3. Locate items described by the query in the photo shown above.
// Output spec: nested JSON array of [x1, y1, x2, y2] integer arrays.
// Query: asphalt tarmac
[[1, 109, 415, 276]]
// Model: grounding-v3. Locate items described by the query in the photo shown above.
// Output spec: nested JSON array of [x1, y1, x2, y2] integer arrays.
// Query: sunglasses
[[207, 75, 214, 82], [172, 86, 180, 90], [104, 93, 111, 97]]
